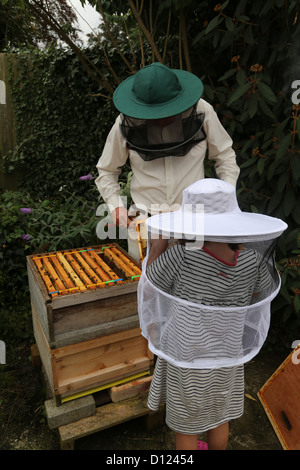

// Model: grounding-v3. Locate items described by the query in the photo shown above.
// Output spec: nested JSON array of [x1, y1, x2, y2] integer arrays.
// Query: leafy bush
[[3, 46, 117, 198]]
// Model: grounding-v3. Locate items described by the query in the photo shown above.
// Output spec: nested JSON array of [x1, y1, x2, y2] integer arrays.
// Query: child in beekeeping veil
[[138, 178, 287, 451]]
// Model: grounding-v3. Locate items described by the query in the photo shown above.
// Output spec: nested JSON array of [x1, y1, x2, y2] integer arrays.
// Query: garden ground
[[0, 341, 290, 451]]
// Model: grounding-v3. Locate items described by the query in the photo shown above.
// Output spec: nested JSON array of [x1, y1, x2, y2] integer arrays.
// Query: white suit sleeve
[[95, 116, 129, 210], [202, 100, 240, 187]]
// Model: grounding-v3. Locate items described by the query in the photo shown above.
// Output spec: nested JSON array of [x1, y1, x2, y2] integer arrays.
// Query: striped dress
[[146, 243, 272, 434]]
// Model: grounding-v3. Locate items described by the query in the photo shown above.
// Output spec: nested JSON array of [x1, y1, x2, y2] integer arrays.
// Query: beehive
[[27, 243, 153, 400]]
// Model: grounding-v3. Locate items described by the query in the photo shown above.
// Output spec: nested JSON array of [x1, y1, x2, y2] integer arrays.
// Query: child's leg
[[175, 432, 198, 450], [207, 422, 229, 450]]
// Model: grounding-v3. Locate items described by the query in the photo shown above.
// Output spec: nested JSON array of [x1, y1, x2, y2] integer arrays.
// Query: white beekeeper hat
[[146, 178, 287, 243]]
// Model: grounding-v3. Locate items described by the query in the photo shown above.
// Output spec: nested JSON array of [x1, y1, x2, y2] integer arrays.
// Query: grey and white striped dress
[[146, 244, 272, 434]]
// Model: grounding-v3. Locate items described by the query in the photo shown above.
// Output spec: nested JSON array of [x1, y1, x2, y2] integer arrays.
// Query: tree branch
[[180, 9, 191, 71], [29, 0, 114, 94], [128, 0, 163, 63], [97, 0, 135, 74]]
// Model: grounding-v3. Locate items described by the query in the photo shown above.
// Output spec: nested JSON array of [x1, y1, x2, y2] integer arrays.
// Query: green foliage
[[0, 181, 104, 276], [3, 46, 117, 198], [191, 0, 300, 338], [0, 183, 99, 343]]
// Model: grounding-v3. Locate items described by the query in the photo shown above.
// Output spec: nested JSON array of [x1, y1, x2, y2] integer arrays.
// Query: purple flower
[[20, 208, 32, 214], [79, 174, 93, 181], [21, 234, 31, 241]]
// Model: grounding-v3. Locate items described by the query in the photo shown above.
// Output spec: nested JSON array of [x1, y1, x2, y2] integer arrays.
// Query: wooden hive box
[[27, 243, 142, 348], [27, 243, 153, 400], [257, 344, 300, 450]]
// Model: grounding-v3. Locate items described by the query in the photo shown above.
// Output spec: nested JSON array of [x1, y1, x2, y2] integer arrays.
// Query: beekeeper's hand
[[112, 206, 132, 228]]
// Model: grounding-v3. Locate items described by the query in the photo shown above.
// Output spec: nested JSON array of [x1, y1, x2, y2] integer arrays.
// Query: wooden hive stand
[[257, 344, 300, 450], [58, 389, 165, 450]]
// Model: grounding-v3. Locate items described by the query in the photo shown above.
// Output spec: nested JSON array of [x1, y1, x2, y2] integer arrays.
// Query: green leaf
[[258, 99, 276, 120], [248, 94, 258, 118], [245, 25, 254, 44], [235, 0, 248, 18], [294, 295, 300, 314], [283, 185, 295, 217], [291, 150, 300, 180], [241, 139, 255, 153], [205, 16, 222, 35], [239, 156, 257, 168], [257, 157, 265, 175], [221, 0, 230, 10], [227, 82, 251, 105], [268, 190, 283, 213], [218, 69, 237, 81], [275, 117, 290, 136], [225, 17, 234, 31], [257, 81, 277, 103], [277, 172, 289, 192], [236, 69, 247, 86], [275, 134, 291, 161], [260, 0, 275, 15]]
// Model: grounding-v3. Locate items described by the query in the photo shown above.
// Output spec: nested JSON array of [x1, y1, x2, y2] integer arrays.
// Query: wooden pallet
[[257, 344, 300, 450], [58, 391, 164, 450]]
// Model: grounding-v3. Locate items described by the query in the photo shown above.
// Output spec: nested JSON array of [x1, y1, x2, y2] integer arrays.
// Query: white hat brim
[[146, 211, 287, 242]]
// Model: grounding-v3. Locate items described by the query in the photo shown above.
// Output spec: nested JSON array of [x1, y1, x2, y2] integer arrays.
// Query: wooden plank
[[56, 335, 148, 379], [51, 256, 76, 291], [103, 247, 137, 278], [87, 248, 122, 284], [52, 329, 151, 396], [43, 257, 68, 294], [27, 256, 50, 302], [64, 253, 96, 290], [50, 281, 138, 310], [33, 257, 58, 297], [111, 246, 141, 277], [109, 375, 152, 403], [80, 250, 111, 283], [27, 259, 53, 341], [52, 292, 138, 338], [59, 391, 150, 448], [257, 345, 300, 450], [31, 304, 54, 389], [53, 315, 140, 348], [57, 357, 152, 396], [52, 327, 143, 359], [56, 252, 86, 292]]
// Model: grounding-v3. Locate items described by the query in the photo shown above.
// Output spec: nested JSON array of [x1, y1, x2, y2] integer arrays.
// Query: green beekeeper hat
[[113, 62, 204, 119]]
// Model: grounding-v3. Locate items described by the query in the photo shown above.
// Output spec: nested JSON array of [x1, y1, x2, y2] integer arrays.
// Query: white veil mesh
[[137, 239, 281, 369]]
